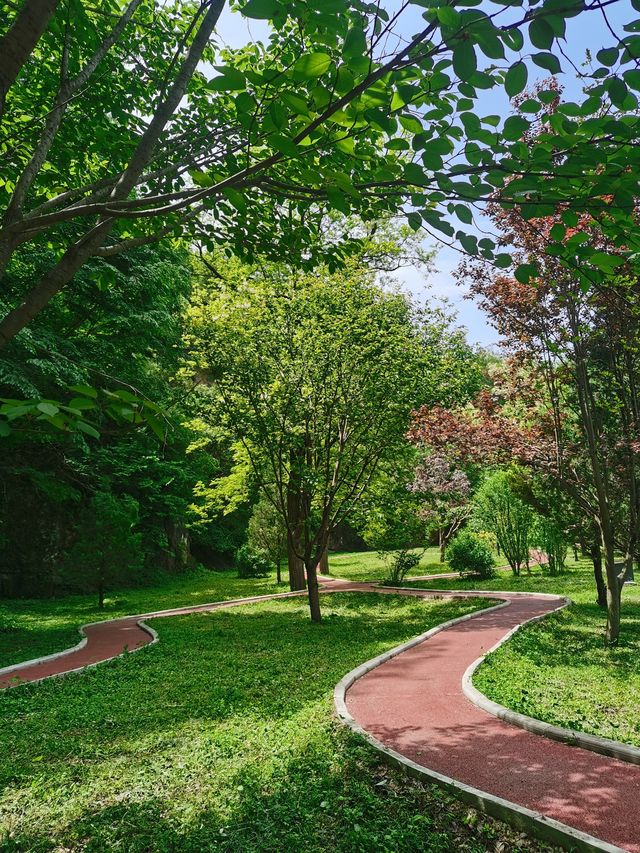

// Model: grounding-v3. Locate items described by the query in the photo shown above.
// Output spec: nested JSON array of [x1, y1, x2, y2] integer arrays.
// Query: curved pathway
[[2, 577, 639, 851]]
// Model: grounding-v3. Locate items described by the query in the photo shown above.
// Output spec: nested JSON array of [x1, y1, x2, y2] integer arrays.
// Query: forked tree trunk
[[305, 557, 322, 623]]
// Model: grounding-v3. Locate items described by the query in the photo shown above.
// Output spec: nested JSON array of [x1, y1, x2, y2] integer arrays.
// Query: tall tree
[[462, 186, 640, 642], [184, 253, 458, 620]]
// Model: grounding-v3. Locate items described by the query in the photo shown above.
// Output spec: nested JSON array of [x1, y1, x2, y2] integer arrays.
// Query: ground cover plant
[[403, 557, 640, 747], [0, 567, 282, 669], [329, 546, 455, 584], [0, 591, 556, 853], [0, 550, 459, 671]]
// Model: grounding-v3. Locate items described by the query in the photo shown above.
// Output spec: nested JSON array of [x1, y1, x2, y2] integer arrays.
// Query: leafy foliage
[[446, 530, 495, 579], [5, 0, 640, 345], [473, 469, 534, 576], [234, 543, 273, 578], [62, 490, 144, 607]]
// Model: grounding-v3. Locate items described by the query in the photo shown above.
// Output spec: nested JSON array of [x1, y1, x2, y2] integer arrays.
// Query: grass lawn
[[328, 546, 453, 583], [0, 567, 284, 669], [403, 557, 640, 748], [0, 591, 552, 853], [0, 549, 452, 670]]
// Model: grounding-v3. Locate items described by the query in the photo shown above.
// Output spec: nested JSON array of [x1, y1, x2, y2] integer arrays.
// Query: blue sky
[[215, 2, 632, 347]]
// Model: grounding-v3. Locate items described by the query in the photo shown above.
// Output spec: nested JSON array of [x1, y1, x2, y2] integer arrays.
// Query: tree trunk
[[0, 0, 60, 118], [623, 557, 636, 583], [286, 458, 306, 590], [276, 558, 282, 584], [591, 540, 607, 608], [316, 548, 330, 576], [603, 538, 622, 644], [439, 529, 446, 562], [573, 544, 579, 562], [305, 558, 322, 623], [287, 535, 305, 590], [98, 579, 105, 609]]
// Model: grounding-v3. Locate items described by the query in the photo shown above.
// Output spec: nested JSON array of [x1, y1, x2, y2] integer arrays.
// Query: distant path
[[2, 573, 638, 851]]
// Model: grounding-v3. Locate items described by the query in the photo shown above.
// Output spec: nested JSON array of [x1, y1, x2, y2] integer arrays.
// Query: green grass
[[0, 549, 453, 670], [403, 557, 640, 748], [328, 546, 453, 583], [0, 592, 552, 853], [0, 567, 284, 669]]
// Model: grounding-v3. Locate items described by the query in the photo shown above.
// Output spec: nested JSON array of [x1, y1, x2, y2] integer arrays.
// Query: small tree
[[535, 518, 568, 577], [64, 491, 143, 607], [410, 453, 472, 562], [446, 530, 495, 579], [473, 470, 533, 577], [247, 497, 287, 584]]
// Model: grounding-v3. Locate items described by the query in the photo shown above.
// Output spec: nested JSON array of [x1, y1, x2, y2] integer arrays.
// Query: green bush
[[234, 544, 273, 579], [446, 531, 495, 578], [384, 549, 422, 585]]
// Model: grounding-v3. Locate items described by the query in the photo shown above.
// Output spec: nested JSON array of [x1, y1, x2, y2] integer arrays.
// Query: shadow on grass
[[6, 722, 554, 853]]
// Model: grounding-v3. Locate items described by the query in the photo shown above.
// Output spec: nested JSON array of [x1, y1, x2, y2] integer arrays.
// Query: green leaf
[[532, 52, 561, 73], [403, 162, 429, 186], [37, 402, 59, 417], [590, 252, 625, 273], [407, 211, 422, 231], [455, 204, 473, 224], [0, 419, 11, 437], [597, 47, 619, 66], [293, 52, 332, 79], [69, 397, 98, 410], [452, 42, 477, 79], [436, 6, 461, 27], [549, 223, 566, 242], [344, 27, 367, 57], [241, 0, 280, 19], [623, 68, 640, 90], [207, 67, 246, 91], [529, 17, 554, 50], [502, 115, 530, 141], [271, 135, 300, 157], [76, 421, 101, 439], [608, 76, 628, 106], [514, 263, 538, 283], [144, 414, 166, 442], [505, 61, 528, 98], [69, 384, 98, 398], [494, 253, 512, 268], [281, 92, 310, 116]]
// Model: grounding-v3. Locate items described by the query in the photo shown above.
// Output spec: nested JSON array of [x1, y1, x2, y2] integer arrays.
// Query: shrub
[[383, 549, 422, 585], [472, 469, 533, 576], [446, 531, 495, 579], [235, 544, 273, 579]]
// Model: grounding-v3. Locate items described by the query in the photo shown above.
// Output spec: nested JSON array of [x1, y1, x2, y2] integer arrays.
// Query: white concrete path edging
[[461, 597, 640, 767], [0, 587, 312, 689], [0, 619, 160, 689], [333, 594, 627, 853]]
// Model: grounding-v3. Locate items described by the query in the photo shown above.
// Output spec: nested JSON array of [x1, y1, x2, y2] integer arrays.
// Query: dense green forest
[[0, 228, 485, 602]]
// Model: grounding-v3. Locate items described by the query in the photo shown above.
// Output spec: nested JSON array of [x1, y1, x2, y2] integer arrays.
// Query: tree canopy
[[3, 0, 640, 348]]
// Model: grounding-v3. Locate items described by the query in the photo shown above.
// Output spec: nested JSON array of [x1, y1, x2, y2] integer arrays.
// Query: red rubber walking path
[[1, 576, 639, 851]]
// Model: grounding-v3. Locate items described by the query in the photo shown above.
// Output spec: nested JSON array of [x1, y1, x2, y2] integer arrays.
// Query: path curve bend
[[2, 578, 640, 852]]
